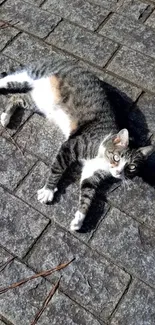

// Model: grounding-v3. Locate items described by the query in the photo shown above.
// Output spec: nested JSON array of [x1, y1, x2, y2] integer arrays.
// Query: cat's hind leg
[[1, 94, 28, 127], [0, 71, 33, 93]]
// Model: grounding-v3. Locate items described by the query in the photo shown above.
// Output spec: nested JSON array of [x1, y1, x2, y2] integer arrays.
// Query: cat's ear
[[113, 129, 129, 148], [138, 145, 154, 158]]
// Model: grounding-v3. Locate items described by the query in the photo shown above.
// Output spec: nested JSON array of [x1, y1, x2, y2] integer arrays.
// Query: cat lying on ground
[[0, 57, 153, 230]]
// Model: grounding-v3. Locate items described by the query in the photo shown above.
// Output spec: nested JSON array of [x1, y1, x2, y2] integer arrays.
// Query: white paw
[[70, 210, 85, 231], [1, 112, 10, 127], [37, 186, 57, 204]]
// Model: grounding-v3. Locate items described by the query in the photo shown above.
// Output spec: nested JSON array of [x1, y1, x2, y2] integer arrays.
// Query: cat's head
[[99, 129, 154, 179]]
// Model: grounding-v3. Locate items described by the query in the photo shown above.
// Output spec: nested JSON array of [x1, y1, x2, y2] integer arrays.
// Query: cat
[[0, 57, 153, 231]]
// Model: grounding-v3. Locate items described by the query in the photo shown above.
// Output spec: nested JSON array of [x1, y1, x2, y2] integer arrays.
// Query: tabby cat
[[0, 57, 153, 231]]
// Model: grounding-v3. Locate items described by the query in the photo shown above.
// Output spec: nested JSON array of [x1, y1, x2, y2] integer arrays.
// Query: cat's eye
[[113, 154, 120, 162], [128, 164, 136, 171]]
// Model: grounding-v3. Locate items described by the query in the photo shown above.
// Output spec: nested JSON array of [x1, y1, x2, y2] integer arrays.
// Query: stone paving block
[[107, 46, 155, 93], [0, 53, 19, 72], [46, 21, 118, 67], [79, 60, 141, 101], [0, 25, 19, 51], [15, 114, 64, 161], [107, 177, 155, 228], [3, 32, 76, 65], [27, 0, 43, 6], [90, 207, 155, 287], [0, 257, 102, 325], [43, 0, 109, 31], [100, 14, 155, 59], [2, 33, 57, 65], [27, 222, 130, 320], [116, 0, 153, 22], [0, 187, 49, 257], [0, 0, 61, 38], [88, 0, 118, 9], [145, 9, 155, 28], [16, 161, 110, 242], [0, 137, 37, 190], [110, 279, 155, 325]]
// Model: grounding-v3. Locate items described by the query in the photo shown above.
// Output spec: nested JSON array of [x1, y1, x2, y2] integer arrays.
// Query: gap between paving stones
[[108, 276, 133, 321]]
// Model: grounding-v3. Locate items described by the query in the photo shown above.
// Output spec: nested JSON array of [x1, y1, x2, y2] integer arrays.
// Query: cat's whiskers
[[122, 177, 129, 192]]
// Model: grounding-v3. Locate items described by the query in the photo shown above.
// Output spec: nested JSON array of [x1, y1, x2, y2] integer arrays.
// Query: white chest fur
[[81, 157, 109, 183], [31, 78, 71, 138]]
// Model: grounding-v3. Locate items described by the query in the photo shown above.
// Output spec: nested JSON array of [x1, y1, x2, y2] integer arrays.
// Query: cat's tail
[[0, 70, 33, 95]]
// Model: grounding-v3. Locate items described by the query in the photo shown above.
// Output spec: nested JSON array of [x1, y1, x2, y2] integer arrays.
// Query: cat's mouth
[[110, 169, 125, 179]]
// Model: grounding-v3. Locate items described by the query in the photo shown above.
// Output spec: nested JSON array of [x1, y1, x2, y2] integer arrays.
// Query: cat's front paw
[[1, 112, 10, 127], [70, 210, 85, 231], [37, 186, 57, 204]]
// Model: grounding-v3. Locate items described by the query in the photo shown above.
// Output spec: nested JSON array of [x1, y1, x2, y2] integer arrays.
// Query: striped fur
[[0, 57, 153, 230]]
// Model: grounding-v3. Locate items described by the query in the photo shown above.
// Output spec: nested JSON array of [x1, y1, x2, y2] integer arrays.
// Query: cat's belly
[[31, 77, 71, 138]]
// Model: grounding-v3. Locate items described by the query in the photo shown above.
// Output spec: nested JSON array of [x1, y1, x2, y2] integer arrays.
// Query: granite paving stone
[[27, 0, 43, 6], [27, 221, 130, 320], [107, 46, 155, 93], [16, 161, 110, 242], [110, 279, 155, 325], [0, 26, 19, 51], [0, 137, 37, 190], [90, 207, 155, 287], [3, 32, 76, 65], [116, 0, 153, 22], [0, 53, 20, 72], [0, 0, 61, 38], [145, 9, 155, 28], [0, 252, 102, 325], [27, 222, 87, 286], [62, 248, 130, 320], [0, 187, 49, 257], [15, 114, 64, 161], [100, 14, 155, 59], [107, 178, 155, 229], [43, 0, 109, 31], [2, 33, 58, 64], [46, 21, 118, 67], [88, 0, 118, 9]]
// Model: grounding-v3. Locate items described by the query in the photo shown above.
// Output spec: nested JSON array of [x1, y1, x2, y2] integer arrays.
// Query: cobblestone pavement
[[1, 0, 155, 324]]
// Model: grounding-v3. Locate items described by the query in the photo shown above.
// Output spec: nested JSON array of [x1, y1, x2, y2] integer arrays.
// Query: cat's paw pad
[[70, 210, 85, 231], [1, 112, 10, 127], [37, 186, 57, 204]]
